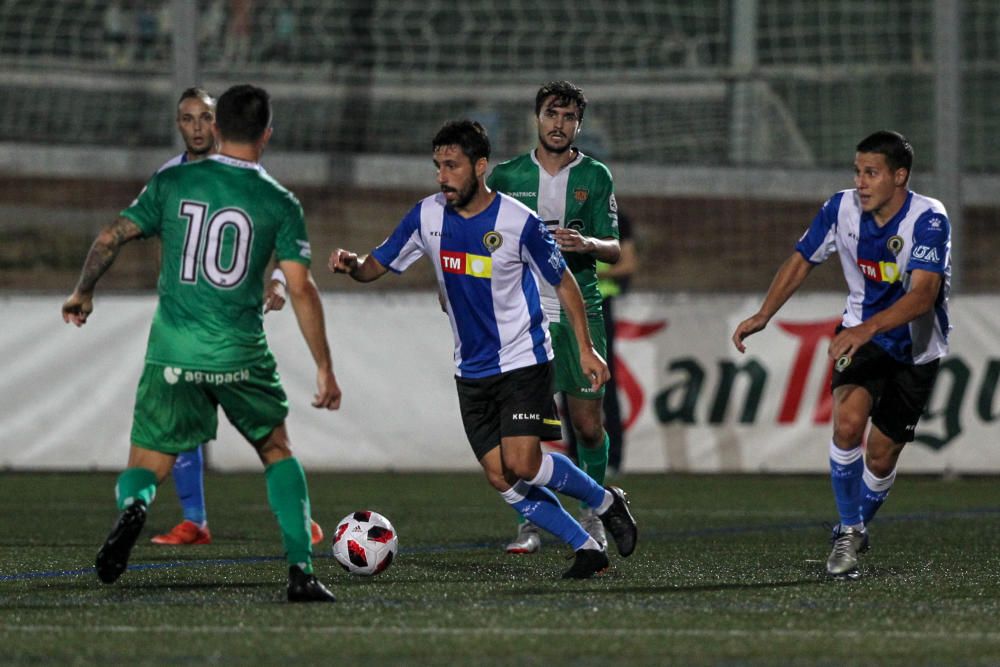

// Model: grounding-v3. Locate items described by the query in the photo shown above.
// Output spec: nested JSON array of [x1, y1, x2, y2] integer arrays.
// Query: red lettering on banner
[[775, 319, 841, 423], [813, 361, 835, 423], [440, 251, 465, 274], [615, 319, 669, 430], [616, 321, 668, 340], [543, 317, 668, 450]]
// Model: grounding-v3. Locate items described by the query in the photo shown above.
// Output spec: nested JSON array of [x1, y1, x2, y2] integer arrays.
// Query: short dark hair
[[432, 120, 491, 164], [535, 80, 588, 122], [176, 87, 214, 111], [856, 130, 913, 173], [215, 84, 272, 143]]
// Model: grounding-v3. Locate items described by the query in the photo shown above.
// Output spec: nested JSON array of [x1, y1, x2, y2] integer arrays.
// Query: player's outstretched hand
[[313, 368, 342, 410], [328, 249, 359, 275], [731, 313, 768, 353], [263, 279, 287, 313], [62, 291, 94, 327]]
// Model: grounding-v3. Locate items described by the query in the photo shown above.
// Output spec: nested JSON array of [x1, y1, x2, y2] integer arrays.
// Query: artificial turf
[[2, 471, 1000, 665]]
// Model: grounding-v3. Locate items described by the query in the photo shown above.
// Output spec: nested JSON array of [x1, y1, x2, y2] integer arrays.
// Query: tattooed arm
[[62, 216, 144, 327]]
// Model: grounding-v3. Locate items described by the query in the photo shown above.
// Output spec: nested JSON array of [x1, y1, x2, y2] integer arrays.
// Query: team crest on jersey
[[482, 231, 503, 253], [567, 219, 584, 232], [886, 235, 904, 255], [574, 187, 589, 203]]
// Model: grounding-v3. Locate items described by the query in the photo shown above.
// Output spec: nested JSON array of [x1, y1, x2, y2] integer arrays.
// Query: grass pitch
[[2, 471, 1000, 666]]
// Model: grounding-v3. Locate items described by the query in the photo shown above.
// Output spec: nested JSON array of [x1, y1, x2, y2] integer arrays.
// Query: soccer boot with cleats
[[828, 522, 870, 554], [598, 486, 638, 557], [150, 520, 212, 545], [505, 521, 541, 554], [287, 565, 336, 603], [96, 501, 147, 584], [562, 548, 610, 579], [579, 508, 608, 550], [826, 525, 868, 579]]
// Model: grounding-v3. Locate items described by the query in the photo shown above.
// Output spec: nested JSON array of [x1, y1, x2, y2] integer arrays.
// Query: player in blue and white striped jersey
[[732, 130, 951, 579], [330, 120, 638, 579]]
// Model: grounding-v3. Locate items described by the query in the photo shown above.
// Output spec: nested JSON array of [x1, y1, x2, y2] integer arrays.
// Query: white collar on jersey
[[530, 146, 586, 174], [209, 154, 262, 171]]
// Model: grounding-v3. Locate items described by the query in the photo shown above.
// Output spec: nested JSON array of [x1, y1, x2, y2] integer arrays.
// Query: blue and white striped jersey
[[156, 152, 189, 173], [372, 192, 567, 378], [795, 189, 951, 364]]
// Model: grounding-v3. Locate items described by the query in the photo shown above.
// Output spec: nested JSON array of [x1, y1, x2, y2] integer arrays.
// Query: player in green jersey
[[488, 81, 621, 554], [62, 84, 342, 603], [148, 87, 325, 550]]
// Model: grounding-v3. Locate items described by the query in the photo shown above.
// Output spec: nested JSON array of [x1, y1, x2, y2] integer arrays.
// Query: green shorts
[[550, 314, 607, 400], [130, 358, 288, 454]]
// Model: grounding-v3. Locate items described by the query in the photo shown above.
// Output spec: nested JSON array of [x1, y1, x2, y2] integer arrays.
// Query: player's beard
[[444, 177, 479, 209], [538, 131, 573, 155]]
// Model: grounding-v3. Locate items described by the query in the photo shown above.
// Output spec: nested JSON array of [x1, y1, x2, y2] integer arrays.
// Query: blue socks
[[529, 452, 606, 510], [830, 441, 899, 529], [500, 453, 611, 550], [861, 464, 896, 525], [173, 445, 207, 526], [829, 441, 863, 528], [501, 481, 590, 550]]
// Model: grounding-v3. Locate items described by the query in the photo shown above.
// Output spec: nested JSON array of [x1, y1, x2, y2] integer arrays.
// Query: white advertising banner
[[1, 293, 996, 472], [611, 294, 998, 473]]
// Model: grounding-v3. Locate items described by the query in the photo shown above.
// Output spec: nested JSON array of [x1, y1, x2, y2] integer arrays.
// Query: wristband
[[271, 268, 287, 286]]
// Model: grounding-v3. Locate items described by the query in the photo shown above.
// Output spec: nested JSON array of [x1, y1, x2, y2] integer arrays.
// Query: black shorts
[[455, 362, 555, 461], [831, 339, 940, 443]]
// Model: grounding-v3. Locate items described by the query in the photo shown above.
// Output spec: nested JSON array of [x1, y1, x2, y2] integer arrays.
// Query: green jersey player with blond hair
[[488, 80, 621, 554], [62, 84, 342, 603]]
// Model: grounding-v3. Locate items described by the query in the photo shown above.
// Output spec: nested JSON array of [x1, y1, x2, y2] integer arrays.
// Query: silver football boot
[[579, 507, 608, 550], [826, 525, 868, 579], [505, 521, 541, 554]]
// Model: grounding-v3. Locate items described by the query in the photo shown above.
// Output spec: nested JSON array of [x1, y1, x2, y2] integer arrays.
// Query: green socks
[[115, 467, 158, 511], [265, 457, 313, 572], [577, 432, 610, 508]]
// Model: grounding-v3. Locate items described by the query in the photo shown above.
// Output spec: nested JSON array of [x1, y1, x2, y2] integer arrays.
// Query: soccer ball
[[331, 510, 398, 576]]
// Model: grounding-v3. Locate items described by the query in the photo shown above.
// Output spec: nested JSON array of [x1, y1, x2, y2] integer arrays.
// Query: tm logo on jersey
[[857, 258, 901, 283], [441, 250, 492, 278]]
